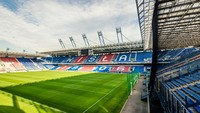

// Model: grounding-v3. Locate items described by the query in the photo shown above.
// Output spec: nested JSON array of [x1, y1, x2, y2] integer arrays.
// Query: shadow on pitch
[[0, 105, 25, 113]]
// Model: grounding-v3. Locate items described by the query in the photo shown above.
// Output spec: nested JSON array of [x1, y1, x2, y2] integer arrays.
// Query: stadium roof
[[0, 51, 47, 58], [136, 0, 200, 50], [40, 41, 143, 56]]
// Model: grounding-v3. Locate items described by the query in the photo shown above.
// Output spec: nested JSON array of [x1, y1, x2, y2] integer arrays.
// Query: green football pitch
[[0, 71, 133, 113]]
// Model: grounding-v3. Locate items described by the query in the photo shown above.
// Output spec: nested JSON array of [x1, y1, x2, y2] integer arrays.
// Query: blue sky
[[0, 0, 140, 53]]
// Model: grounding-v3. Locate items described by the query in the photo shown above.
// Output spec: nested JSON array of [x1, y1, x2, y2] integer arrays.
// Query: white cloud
[[0, 0, 140, 52]]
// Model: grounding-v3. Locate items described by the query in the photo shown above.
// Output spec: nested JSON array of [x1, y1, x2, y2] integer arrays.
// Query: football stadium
[[0, 0, 200, 113]]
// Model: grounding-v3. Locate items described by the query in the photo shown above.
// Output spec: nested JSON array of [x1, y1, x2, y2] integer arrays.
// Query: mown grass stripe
[[83, 82, 124, 113]]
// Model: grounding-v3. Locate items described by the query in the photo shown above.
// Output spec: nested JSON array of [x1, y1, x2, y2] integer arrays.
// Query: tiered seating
[[158, 47, 198, 61], [176, 48, 197, 58], [72, 56, 88, 64], [159, 51, 200, 113], [115, 53, 131, 62], [40, 51, 153, 64], [17, 58, 39, 70], [135, 51, 152, 62], [93, 66, 111, 72], [0, 63, 6, 72], [98, 54, 116, 63], [9, 58, 26, 71], [131, 52, 136, 62], [44, 64, 57, 70], [0, 57, 17, 71], [31, 59, 46, 69], [42, 57, 53, 63], [52, 57, 66, 63], [57, 65, 70, 70], [84, 55, 100, 63], [110, 66, 131, 73], [62, 56, 77, 63], [67, 66, 82, 71], [79, 66, 96, 72], [157, 50, 200, 75]]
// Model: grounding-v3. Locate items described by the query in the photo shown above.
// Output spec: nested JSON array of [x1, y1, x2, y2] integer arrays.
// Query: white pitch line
[[83, 82, 124, 113]]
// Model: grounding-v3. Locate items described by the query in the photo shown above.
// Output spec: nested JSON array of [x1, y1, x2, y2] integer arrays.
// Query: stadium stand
[[110, 66, 131, 73], [0, 60, 6, 72], [84, 55, 100, 64], [93, 66, 111, 72], [9, 58, 26, 71], [44, 64, 58, 70], [135, 51, 152, 62], [158, 47, 198, 62], [78, 66, 96, 72], [115, 53, 131, 62], [40, 51, 152, 64], [31, 58, 46, 69], [17, 58, 39, 70], [0, 57, 17, 71], [97, 54, 116, 63], [67, 66, 82, 71], [60, 56, 77, 63], [57, 65, 70, 70], [156, 49, 200, 113], [73, 56, 88, 64]]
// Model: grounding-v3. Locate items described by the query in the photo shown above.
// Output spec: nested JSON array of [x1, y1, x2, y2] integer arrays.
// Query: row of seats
[[0, 57, 46, 72], [45, 65, 145, 73], [158, 47, 197, 62], [41, 51, 152, 64], [157, 49, 200, 113], [161, 71, 200, 113], [157, 50, 200, 75]]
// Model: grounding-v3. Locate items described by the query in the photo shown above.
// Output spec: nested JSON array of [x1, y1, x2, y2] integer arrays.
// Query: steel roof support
[[149, 0, 158, 98], [69, 37, 77, 48], [97, 31, 105, 46], [82, 34, 90, 47], [58, 39, 66, 49], [116, 27, 123, 43]]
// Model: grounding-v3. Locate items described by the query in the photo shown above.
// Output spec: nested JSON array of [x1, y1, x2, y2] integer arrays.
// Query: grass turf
[[0, 71, 129, 113], [0, 71, 92, 87]]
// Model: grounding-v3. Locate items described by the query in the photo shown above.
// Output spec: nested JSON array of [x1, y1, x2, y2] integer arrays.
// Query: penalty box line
[[83, 82, 124, 113]]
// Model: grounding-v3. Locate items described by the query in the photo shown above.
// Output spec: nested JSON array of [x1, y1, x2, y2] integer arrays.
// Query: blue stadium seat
[[62, 56, 77, 63], [17, 58, 39, 70], [182, 88, 200, 102], [84, 55, 100, 63], [188, 86, 200, 94], [67, 66, 81, 71], [180, 78, 192, 83], [175, 89, 194, 105], [196, 84, 200, 88], [93, 66, 111, 72], [166, 82, 175, 89], [135, 52, 152, 62], [194, 105, 200, 112], [115, 53, 131, 62], [43, 64, 57, 70], [175, 79, 187, 85], [184, 76, 197, 82], [171, 80, 181, 87]]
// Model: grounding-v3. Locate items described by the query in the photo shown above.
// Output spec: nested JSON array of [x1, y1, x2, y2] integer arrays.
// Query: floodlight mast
[[97, 31, 105, 46], [82, 34, 90, 47], [69, 37, 77, 48], [58, 39, 66, 49], [116, 27, 123, 43]]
